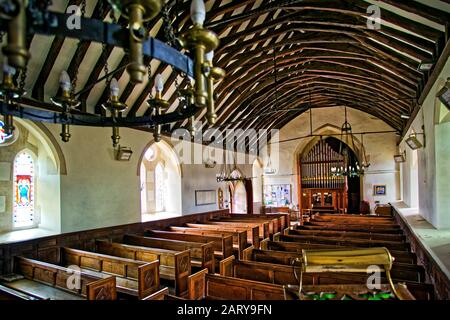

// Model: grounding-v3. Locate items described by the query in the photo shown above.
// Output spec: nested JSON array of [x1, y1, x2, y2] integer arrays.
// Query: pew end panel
[[174, 249, 191, 297], [237, 231, 247, 260], [219, 255, 235, 277], [86, 276, 117, 300], [188, 268, 208, 300], [260, 238, 269, 250], [201, 243, 215, 274], [222, 236, 234, 259], [138, 261, 160, 299], [273, 232, 281, 242], [252, 227, 260, 249], [242, 246, 255, 261]]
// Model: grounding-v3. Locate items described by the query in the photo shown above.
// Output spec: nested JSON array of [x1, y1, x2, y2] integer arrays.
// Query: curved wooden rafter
[[19, 0, 450, 147]]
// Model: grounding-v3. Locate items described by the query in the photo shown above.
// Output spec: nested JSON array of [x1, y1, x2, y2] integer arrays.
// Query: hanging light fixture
[[216, 151, 245, 183], [331, 107, 364, 178]]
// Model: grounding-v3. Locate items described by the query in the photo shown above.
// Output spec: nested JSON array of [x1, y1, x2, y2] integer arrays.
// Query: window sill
[[0, 228, 59, 245], [141, 212, 181, 222]]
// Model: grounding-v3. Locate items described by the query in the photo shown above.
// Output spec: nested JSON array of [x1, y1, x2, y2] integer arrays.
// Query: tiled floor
[[392, 202, 450, 280]]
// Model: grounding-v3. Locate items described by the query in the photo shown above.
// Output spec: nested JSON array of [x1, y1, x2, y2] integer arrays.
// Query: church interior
[[0, 0, 450, 303]]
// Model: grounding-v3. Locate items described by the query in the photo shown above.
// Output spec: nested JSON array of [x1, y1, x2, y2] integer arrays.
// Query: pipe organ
[[300, 139, 347, 214]]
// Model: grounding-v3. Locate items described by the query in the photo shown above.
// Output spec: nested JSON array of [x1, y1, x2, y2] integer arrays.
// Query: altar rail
[[0, 210, 229, 275]]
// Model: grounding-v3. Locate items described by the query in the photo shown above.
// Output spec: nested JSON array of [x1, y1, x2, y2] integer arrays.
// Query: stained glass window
[[13, 151, 35, 228], [155, 163, 165, 212]]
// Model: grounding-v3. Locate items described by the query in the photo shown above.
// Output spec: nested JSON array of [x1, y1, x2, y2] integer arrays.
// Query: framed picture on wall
[[373, 185, 387, 196], [195, 190, 216, 206]]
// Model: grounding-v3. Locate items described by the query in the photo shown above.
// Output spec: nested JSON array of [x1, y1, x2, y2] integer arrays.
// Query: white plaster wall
[[43, 123, 252, 232], [399, 55, 450, 229], [265, 107, 400, 211]]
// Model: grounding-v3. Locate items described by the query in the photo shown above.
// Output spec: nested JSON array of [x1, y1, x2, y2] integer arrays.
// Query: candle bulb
[[59, 70, 71, 92], [155, 73, 164, 93], [205, 50, 214, 62], [110, 78, 120, 98], [191, 0, 206, 26]]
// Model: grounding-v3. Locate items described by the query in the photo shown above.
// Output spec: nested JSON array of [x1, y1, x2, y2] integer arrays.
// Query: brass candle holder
[[203, 52, 225, 125], [1, 0, 30, 70], [102, 79, 128, 148], [107, 0, 163, 84], [0, 64, 24, 135], [50, 72, 80, 143], [148, 90, 169, 142], [179, 15, 219, 108]]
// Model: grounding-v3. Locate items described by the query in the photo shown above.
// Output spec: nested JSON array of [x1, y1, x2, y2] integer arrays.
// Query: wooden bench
[[307, 220, 402, 231], [214, 216, 280, 236], [93, 240, 191, 297], [168, 226, 248, 259], [145, 229, 233, 261], [123, 234, 215, 273], [275, 233, 411, 252], [219, 256, 432, 300], [228, 213, 288, 230], [0, 256, 117, 300], [60, 247, 161, 299], [301, 223, 403, 234], [228, 213, 289, 230], [202, 220, 269, 241], [185, 223, 260, 249], [288, 228, 407, 242], [261, 239, 417, 265], [188, 271, 295, 300]]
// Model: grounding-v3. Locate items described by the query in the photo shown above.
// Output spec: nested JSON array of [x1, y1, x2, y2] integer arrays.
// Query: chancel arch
[[139, 140, 182, 221]]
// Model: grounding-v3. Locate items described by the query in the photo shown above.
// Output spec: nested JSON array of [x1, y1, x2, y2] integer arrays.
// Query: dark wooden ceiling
[[10, 0, 450, 143]]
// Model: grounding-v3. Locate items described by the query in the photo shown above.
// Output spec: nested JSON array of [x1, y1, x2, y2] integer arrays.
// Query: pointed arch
[[139, 140, 182, 221], [13, 149, 36, 229]]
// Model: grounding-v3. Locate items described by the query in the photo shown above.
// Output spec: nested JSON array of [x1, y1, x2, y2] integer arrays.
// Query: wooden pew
[[288, 228, 407, 242], [93, 240, 190, 297], [312, 215, 398, 226], [185, 223, 260, 249], [60, 247, 161, 299], [276, 233, 411, 252], [168, 226, 248, 259], [242, 247, 426, 283], [145, 229, 233, 261], [0, 256, 117, 300], [215, 216, 281, 236], [261, 239, 417, 265], [123, 234, 215, 273], [307, 221, 402, 232], [188, 271, 295, 300], [219, 256, 432, 300], [301, 223, 403, 234], [228, 213, 289, 228], [203, 220, 270, 240]]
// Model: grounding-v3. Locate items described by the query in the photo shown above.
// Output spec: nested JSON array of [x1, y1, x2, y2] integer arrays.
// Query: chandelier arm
[[0, 10, 194, 77]]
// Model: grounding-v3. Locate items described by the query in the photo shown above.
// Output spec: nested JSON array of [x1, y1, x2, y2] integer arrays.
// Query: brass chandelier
[[0, 0, 225, 147], [331, 107, 368, 178]]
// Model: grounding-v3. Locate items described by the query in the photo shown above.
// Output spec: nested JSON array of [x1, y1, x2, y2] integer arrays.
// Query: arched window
[[155, 163, 165, 212], [13, 151, 35, 228]]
